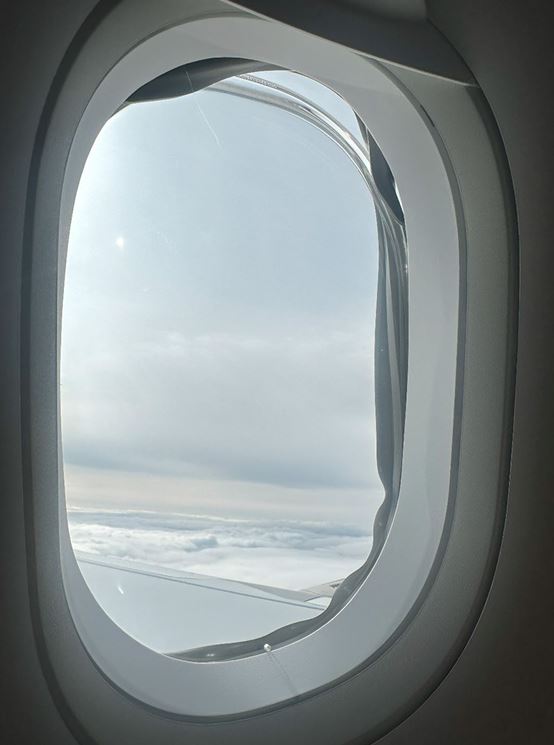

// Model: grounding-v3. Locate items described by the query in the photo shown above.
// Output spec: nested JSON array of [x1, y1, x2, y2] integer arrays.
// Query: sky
[[61, 72, 383, 591]]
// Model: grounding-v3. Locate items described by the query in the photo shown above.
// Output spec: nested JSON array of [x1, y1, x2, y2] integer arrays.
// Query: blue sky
[[61, 72, 383, 547]]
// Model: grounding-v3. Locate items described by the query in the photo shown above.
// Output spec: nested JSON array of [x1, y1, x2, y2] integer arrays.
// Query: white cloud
[[68, 508, 373, 590]]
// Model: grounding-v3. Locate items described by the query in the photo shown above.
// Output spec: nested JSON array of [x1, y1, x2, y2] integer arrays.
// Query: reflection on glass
[[61, 71, 383, 653]]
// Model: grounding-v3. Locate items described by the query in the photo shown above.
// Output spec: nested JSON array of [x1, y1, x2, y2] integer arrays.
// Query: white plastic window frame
[[57, 17, 459, 715], [25, 2, 515, 742]]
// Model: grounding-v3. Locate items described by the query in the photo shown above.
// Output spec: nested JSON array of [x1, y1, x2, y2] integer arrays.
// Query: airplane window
[[60, 71, 405, 655]]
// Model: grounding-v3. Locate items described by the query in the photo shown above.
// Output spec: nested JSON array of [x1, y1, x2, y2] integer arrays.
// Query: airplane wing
[[75, 551, 335, 655]]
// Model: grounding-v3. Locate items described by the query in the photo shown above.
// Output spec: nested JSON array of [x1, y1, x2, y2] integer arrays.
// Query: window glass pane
[[61, 71, 384, 653]]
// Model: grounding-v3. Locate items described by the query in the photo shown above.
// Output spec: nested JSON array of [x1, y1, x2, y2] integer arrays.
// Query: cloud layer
[[69, 508, 373, 590]]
